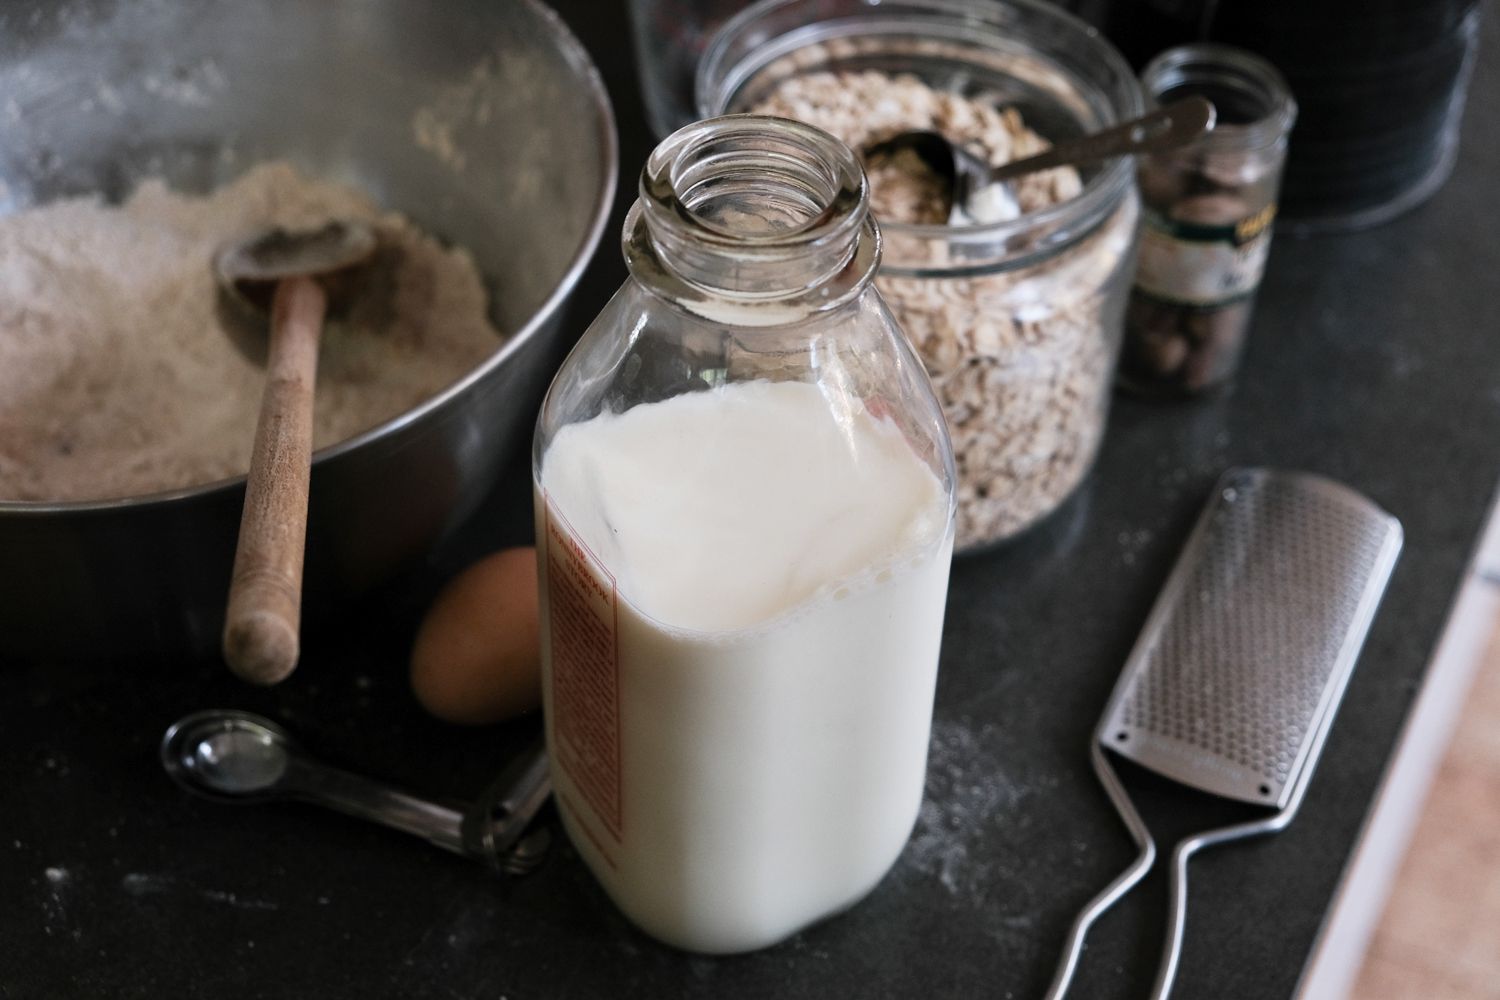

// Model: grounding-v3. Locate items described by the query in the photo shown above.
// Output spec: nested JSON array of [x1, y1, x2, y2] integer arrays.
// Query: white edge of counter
[[1296, 482, 1500, 1000]]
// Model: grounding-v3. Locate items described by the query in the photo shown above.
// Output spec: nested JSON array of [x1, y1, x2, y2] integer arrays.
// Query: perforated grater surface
[[1045, 468, 1402, 1000], [1099, 466, 1404, 810]]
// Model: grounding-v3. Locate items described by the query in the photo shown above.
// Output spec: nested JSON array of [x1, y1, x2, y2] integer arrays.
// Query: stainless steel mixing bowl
[[0, 0, 617, 665]]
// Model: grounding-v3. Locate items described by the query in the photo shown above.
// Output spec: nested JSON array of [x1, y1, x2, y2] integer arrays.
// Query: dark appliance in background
[[1059, 0, 1483, 233]]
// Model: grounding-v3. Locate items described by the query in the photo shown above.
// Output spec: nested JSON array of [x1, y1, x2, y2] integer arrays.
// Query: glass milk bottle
[[533, 115, 956, 954]]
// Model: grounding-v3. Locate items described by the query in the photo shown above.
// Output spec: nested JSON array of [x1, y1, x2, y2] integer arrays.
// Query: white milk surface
[[536, 379, 953, 954]]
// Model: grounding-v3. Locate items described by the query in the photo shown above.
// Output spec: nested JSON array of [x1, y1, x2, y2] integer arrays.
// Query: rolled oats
[[753, 71, 1137, 550]]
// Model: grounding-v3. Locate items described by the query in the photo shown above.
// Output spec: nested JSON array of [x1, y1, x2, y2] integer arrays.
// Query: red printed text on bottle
[[543, 499, 623, 840]]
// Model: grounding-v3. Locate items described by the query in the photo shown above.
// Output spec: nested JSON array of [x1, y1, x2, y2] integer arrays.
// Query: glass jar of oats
[[699, 0, 1143, 552]]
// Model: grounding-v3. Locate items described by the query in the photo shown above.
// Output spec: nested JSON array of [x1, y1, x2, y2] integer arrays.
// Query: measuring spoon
[[160, 709, 551, 875]]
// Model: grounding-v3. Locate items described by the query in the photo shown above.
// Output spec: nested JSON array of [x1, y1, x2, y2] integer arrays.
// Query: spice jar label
[[542, 494, 624, 845], [1134, 207, 1275, 308]]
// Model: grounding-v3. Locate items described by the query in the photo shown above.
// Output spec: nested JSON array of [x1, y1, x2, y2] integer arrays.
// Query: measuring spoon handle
[[281, 741, 552, 866], [283, 756, 470, 855], [990, 96, 1216, 181]]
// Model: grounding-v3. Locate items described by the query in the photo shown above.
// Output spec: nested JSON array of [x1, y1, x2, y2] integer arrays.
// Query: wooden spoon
[[213, 221, 378, 685]]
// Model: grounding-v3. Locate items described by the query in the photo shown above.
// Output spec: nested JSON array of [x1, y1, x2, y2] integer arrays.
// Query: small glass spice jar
[[1118, 43, 1297, 396]]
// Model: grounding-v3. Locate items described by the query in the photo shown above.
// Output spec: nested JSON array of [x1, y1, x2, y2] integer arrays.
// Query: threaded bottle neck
[[624, 114, 880, 325]]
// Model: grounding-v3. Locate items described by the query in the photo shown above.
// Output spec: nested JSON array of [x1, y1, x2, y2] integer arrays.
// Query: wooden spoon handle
[[223, 275, 326, 685]]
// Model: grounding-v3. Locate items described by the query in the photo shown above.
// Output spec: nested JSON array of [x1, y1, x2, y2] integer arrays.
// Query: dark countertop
[[4, 5, 1497, 999]]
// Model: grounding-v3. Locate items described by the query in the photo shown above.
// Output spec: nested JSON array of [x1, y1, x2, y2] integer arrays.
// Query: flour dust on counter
[[905, 719, 1038, 912]]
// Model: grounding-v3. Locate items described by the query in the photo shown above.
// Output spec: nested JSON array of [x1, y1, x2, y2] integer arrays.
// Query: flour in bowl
[[0, 162, 505, 502]]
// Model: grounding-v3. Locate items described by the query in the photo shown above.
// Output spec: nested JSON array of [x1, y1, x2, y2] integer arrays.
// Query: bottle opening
[[627, 114, 878, 315], [671, 130, 841, 238]]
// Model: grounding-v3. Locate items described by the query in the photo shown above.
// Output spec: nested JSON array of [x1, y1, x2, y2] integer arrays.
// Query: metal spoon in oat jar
[[213, 221, 378, 686], [865, 96, 1216, 224]]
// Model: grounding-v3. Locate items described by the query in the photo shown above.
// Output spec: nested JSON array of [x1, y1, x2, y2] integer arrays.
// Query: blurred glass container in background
[[626, 0, 753, 136], [1097, 0, 1482, 233], [1119, 43, 1296, 396]]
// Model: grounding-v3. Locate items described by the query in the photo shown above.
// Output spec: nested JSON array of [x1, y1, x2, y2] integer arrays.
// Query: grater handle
[[1042, 744, 1158, 1000], [1147, 753, 1313, 999]]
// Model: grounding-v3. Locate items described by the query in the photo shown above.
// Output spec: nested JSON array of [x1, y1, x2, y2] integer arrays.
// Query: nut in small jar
[[1120, 44, 1298, 397]]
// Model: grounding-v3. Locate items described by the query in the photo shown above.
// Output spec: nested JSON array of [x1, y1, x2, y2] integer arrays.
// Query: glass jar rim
[[696, 0, 1144, 273], [640, 113, 867, 262], [1141, 43, 1298, 153], [626, 114, 883, 325]]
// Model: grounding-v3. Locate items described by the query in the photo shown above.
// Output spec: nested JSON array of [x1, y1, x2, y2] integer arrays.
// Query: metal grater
[[1045, 468, 1403, 1000], [1099, 467, 1404, 809]]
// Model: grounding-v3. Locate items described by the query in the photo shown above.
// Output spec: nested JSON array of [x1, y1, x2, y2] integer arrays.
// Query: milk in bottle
[[533, 115, 956, 954]]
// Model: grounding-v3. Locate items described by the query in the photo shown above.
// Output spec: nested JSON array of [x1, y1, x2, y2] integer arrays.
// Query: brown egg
[[410, 546, 541, 725]]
